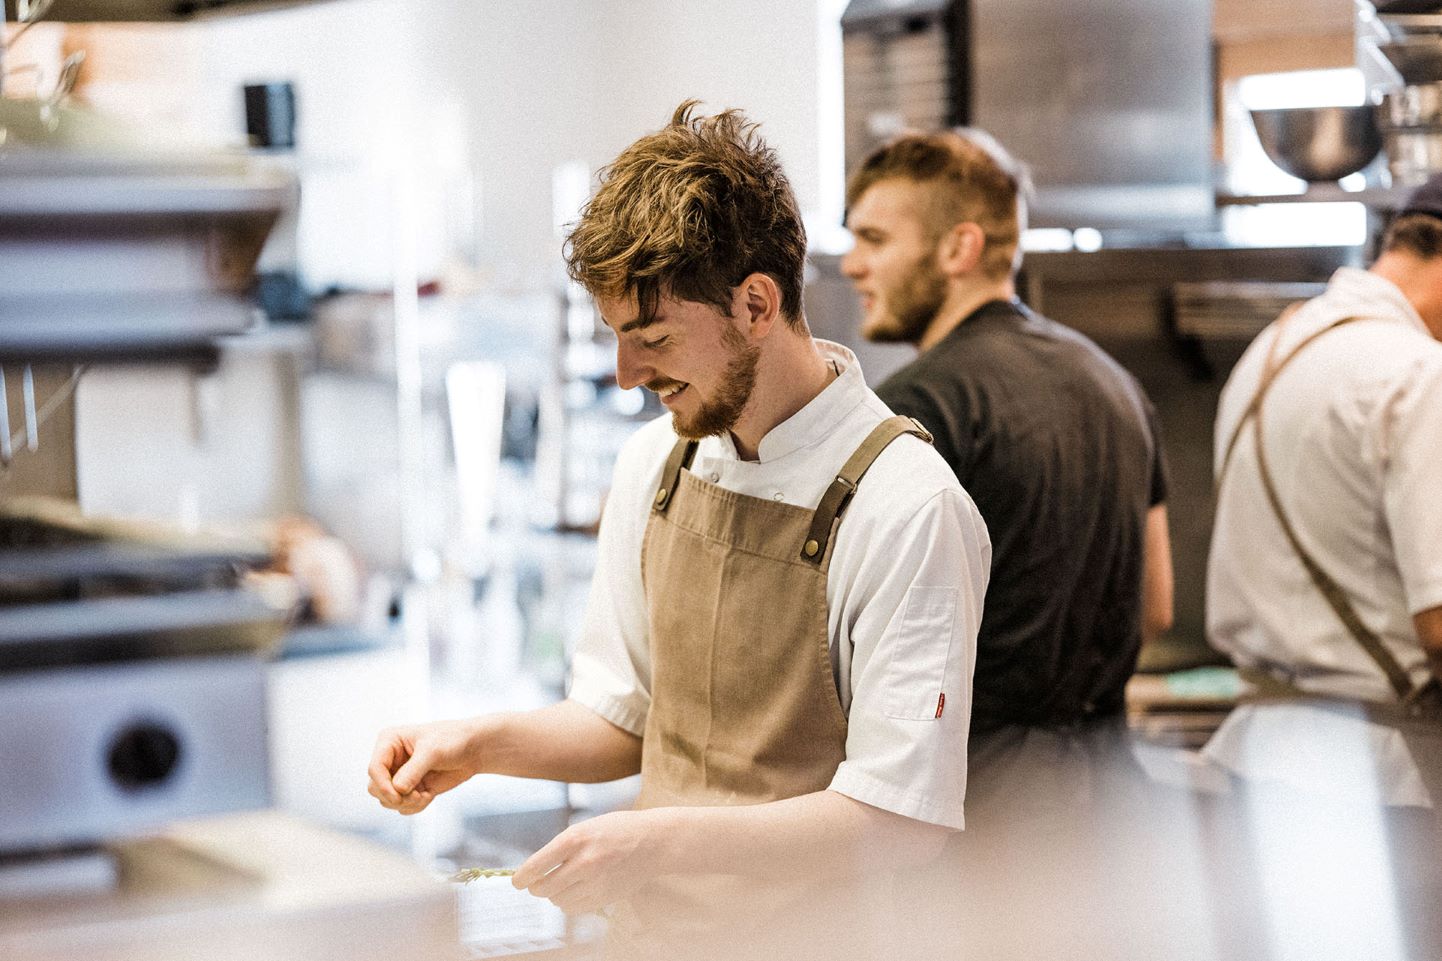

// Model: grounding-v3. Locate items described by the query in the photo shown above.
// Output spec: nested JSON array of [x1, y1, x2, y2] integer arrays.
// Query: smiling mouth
[[656, 383, 688, 404]]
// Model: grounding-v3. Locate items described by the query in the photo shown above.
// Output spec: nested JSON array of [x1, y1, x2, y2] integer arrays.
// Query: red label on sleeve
[[935, 692, 946, 718]]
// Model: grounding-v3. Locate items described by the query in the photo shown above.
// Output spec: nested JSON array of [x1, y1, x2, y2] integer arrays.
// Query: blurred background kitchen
[[2, 0, 1439, 959]]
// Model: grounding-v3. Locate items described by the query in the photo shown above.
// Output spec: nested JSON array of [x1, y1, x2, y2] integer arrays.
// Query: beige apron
[[605, 415, 932, 961]]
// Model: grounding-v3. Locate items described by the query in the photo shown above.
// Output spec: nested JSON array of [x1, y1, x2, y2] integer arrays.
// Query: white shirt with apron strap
[[571, 342, 988, 832]]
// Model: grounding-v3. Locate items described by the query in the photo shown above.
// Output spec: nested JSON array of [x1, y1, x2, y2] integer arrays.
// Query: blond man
[[368, 103, 990, 959], [843, 130, 1172, 737]]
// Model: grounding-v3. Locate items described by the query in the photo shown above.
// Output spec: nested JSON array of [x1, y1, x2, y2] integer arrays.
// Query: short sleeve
[[1143, 394, 1169, 507], [566, 422, 667, 736], [1381, 356, 1442, 616], [828, 485, 988, 831]]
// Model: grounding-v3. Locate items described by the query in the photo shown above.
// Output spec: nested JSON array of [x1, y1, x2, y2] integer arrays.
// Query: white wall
[[414, 0, 827, 287], [163, 0, 828, 291], [75, 346, 305, 525], [68, 1, 835, 531]]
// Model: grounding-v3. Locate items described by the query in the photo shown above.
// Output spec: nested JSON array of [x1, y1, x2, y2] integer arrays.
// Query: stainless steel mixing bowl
[[1249, 106, 1384, 182]]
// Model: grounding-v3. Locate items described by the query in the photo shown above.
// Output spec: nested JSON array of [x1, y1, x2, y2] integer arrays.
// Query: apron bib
[[606, 416, 929, 961]]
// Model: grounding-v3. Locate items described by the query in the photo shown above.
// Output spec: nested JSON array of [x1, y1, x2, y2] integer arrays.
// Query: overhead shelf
[[1, 0, 337, 21], [1214, 184, 1413, 208], [0, 138, 296, 364]]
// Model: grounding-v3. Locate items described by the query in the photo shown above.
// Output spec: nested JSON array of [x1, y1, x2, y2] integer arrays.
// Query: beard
[[862, 252, 947, 345], [657, 322, 761, 441]]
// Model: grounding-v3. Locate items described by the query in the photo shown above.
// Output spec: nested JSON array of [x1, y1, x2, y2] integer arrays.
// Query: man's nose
[[614, 341, 652, 391], [840, 248, 863, 279]]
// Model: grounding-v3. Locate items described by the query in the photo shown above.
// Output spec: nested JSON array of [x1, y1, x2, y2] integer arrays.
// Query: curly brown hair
[[564, 100, 808, 329], [846, 129, 1030, 280]]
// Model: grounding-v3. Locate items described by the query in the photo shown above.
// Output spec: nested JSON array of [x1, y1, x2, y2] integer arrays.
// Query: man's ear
[[734, 273, 783, 338], [937, 222, 986, 278]]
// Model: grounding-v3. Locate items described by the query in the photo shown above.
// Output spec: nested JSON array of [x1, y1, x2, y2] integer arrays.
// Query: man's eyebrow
[[618, 314, 663, 334]]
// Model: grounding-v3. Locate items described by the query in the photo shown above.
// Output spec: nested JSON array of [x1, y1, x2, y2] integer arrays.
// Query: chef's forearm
[[476, 699, 642, 783], [650, 790, 954, 881], [1141, 504, 1175, 644]]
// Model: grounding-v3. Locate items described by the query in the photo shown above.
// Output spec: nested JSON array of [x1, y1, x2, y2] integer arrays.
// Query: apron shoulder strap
[[1215, 310, 1417, 700], [800, 415, 934, 565], [652, 437, 699, 514], [1215, 307, 1361, 485]]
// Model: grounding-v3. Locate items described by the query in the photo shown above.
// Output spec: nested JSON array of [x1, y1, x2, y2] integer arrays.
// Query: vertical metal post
[[1, 3, 10, 99], [0, 366, 13, 466], [21, 364, 38, 451]]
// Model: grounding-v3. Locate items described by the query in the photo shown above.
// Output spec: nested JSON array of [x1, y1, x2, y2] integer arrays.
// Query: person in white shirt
[[367, 101, 989, 958], [1205, 175, 1442, 804]]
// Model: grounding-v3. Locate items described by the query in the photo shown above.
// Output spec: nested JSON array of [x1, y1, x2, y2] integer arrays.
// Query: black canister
[[243, 81, 296, 149]]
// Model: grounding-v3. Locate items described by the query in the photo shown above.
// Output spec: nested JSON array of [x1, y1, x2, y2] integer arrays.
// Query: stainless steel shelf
[[1, 0, 338, 21], [1214, 185, 1412, 208]]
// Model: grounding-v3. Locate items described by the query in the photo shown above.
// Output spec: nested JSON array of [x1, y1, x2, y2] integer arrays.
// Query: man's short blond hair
[[565, 100, 808, 328], [846, 128, 1031, 280]]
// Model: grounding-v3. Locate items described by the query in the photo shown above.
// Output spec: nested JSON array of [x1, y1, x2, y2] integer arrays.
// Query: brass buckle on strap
[[906, 416, 934, 444], [830, 474, 859, 520], [802, 475, 858, 560]]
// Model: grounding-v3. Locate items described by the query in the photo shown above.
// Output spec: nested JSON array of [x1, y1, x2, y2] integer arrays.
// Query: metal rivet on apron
[[803, 539, 819, 557], [772, 492, 783, 501], [710, 472, 720, 482], [655, 489, 668, 506]]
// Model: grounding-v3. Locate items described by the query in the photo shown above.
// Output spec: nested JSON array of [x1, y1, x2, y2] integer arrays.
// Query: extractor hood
[[842, 0, 1215, 231], [2, 0, 336, 20]]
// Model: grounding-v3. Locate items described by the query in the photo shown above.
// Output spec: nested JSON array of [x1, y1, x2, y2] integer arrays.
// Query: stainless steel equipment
[[0, 84, 295, 861], [0, 100, 297, 365], [0, 811, 460, 961], [1373, 38, 1442, 84], [1358, 6, 1442, 185], [1379, 126, 1442, 183], [0, 500, 288, 856], [1170, 280, 1329, 340], [1, 0, 335, 20], [0, 18, 461, 961], [0, 656, 271, 852], [1378, 79, 1442, 125], [841, 0, 1214, 230], [1248, 106, 1383, 182]]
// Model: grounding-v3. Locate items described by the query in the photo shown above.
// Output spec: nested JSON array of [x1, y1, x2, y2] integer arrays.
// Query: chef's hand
[[367, 720, 480, 815], [512, 809, 666, 915]]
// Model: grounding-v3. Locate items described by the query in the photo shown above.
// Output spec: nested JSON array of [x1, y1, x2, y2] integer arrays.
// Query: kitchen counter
[[435, 706, 1442, 961], [8, 723, 1434, 961], [0, 810, 460, 961], [901, 713, 1442, 961]]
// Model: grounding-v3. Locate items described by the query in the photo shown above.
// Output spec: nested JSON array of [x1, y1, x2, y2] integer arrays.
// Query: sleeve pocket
[[881, 586, 958, 721]]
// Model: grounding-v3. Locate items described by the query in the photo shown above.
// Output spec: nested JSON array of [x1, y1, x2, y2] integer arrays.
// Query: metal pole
[[1, 4, 10, 98]]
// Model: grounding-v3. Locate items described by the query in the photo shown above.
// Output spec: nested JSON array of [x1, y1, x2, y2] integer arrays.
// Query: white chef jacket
[[1207, 267, 1442, 701], [568, 341, 989, 830]]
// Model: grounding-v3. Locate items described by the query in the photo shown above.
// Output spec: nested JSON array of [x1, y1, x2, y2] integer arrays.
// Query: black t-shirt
[[877, 299, 1167, 733]]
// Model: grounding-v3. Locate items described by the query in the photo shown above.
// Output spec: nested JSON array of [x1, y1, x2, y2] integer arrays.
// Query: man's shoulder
[[845, 401, 974, 516], [875, 340, 978, 416], [1024, 311, 1145, 391], [1286, 303, 1442, 391], [881, 307, 1149, 418]]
